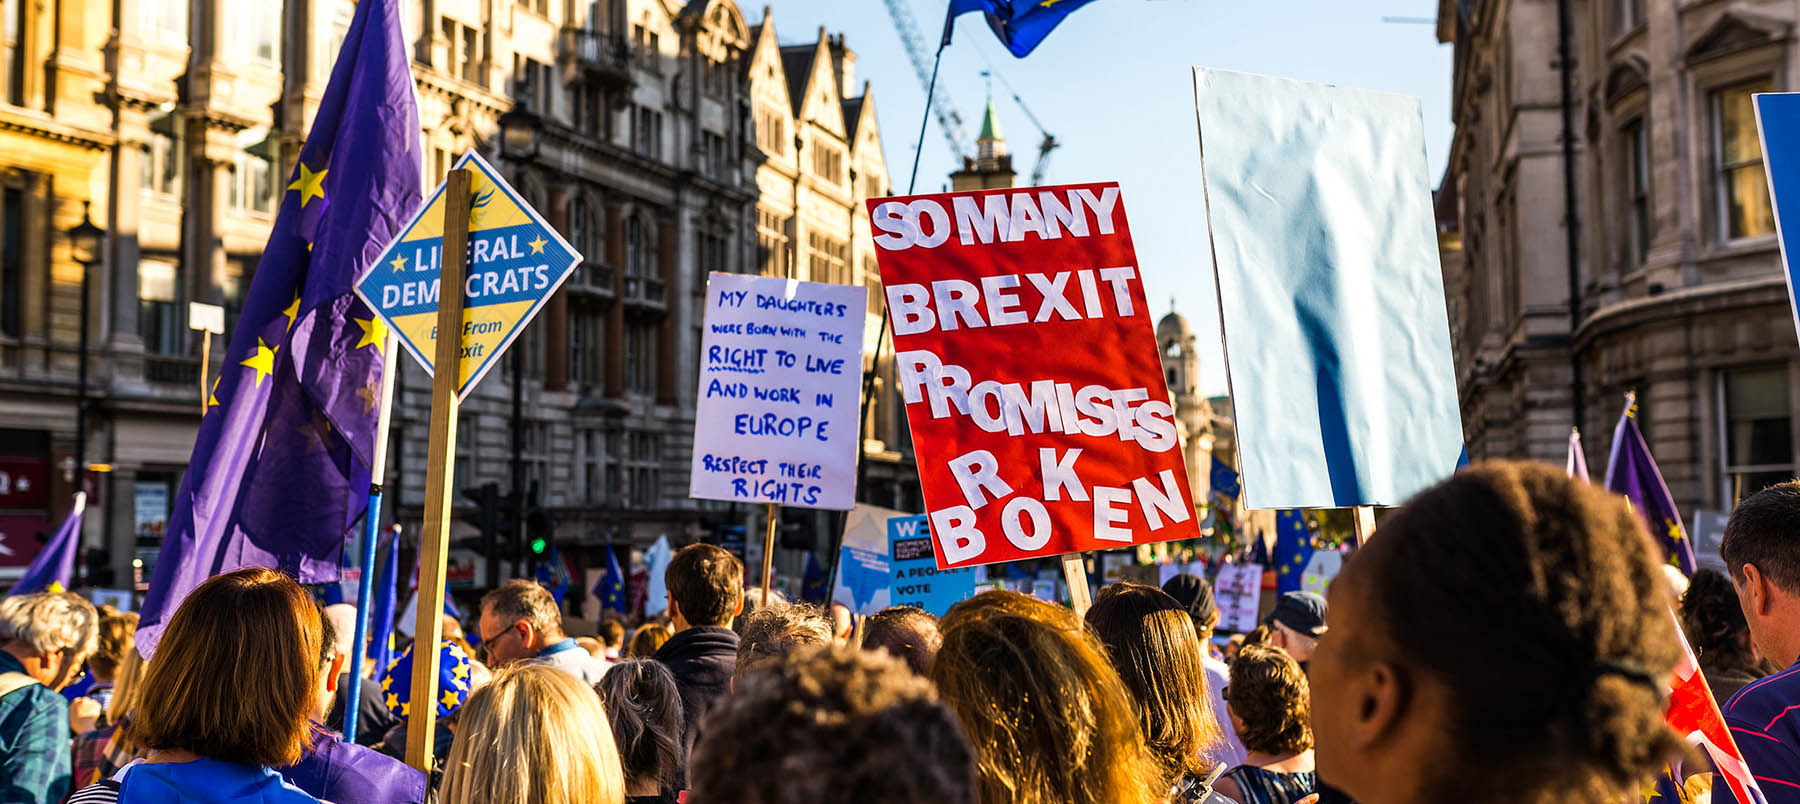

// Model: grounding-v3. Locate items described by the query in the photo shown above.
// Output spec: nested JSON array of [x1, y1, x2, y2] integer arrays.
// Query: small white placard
[[188, 302, 225, 334]]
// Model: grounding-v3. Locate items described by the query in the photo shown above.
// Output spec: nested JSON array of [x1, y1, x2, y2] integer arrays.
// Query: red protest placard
[[868, 182, 1200, 569]]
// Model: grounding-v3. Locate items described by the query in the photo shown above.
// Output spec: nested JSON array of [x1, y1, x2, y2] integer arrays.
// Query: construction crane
[[984, 68, 1060, 185], [882, 0, 970, 164]]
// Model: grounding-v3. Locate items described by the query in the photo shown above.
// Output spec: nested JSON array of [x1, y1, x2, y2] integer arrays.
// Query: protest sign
[[831, 544, 891, 615], [688, 273, 866, 510], [1300, 550, 1341, 598], [868, 182, 1201, 570], [1755, 93, 1800, 343], [887, 515, 977, 616], [1193, 69, 1463, 509], [1215, 562, 1262, 634], [356, 152, 580, 402]]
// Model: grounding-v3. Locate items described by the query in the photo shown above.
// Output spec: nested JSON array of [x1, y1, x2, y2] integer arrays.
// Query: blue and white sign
[[1755, 92, 1800, 344], [887, 514, 976, 616], [1193, 68, 1464, 509], [354, 151, 581, 401], [688, 273, 866, 510], [832, 544, 891, 615]]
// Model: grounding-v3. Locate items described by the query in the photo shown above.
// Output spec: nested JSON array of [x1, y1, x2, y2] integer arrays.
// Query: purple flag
[[8, 491, 85, 596], [1603, 395, 1698, 575], [1567, 427, 1590, 481], [135, 0, 421, 657]]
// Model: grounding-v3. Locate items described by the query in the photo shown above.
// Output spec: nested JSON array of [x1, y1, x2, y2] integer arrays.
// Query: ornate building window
[[1713, 80, 1776, 241], [1613, 0, 1644, 35], [1721, 367, 1794, 504], [1623, 119, 1651, 265]]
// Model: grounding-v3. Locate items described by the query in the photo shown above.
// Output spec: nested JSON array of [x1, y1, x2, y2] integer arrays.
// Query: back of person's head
[[1086, 583, 1220, 786], [127, 567, 322, 768], [442, 663, 624, 804], [323, 603, 358, 659], [480, 578, 564, 637], [667, 544, 743, 627], [860, 606, 941, 676], [1159, 573, 1220, 638], [628, 623, 673, 658], [1681, 568, 1756, 669], [1721, 480, 1800, 595], [597, 660, 684, 795], [1313, 460, 1683, 804], [736, 602, 832, 675], [1226, 643, 1310, 756], [933, 590, 1158, 804], [690, 643, 975, 804], [0, 590, 98, 659], [600, 619, 626, 649], [89, 611, 138, 682]]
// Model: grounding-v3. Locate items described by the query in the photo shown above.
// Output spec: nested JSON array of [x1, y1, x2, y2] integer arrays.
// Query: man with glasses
[[476, 579, 606, 684]]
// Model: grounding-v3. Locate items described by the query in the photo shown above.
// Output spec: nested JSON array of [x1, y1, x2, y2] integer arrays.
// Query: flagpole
[[832, 36, 950, 603], [344, 332, 400, 741]]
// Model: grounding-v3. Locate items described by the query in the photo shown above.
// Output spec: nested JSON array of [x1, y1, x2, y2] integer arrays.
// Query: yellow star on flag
[[390, 253, 408, 272], [381, 674, 393, 692], [46, 581, 65, 594], [397, 702, 409, 717], [527, 235, 547, 254], [385, 692, 399, 711], [281, 293, 301, 332], [288, 162, 328, 208], [440, 688, 461, 709], [353, 316, 387, 351], [207, 376, 219, 409], [241, 338, 277, 388], [452, 662, 470, 683]]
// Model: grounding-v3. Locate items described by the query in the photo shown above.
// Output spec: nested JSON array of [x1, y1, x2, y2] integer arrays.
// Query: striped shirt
[[1719, 658, 1800, 803]]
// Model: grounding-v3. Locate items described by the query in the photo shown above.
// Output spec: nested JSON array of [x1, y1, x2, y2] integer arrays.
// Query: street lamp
[[497, 103, 543, 163], [65, 201, 104, 479], [495, 102, 541, 582]]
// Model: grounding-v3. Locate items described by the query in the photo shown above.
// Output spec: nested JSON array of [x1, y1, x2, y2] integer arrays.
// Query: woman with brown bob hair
[[1086, 583, 1228, 801], [1217, 644, 1315, 804], [70, 567, 325, 802], [932, 590, 1160, 804], [1308, 460, 1687, 804]]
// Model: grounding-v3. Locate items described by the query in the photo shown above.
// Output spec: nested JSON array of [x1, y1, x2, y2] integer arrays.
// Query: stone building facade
[[0, 0, 909, 597], [1437, 0, 1800, 533]]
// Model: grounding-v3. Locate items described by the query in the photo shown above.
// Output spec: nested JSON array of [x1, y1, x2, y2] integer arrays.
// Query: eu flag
[[8, 491, 84, 597], [943, 0, 1102, 57], [135, 0, 420, 656], [367, 526, 400, 683], [1602, 394, 1697, 575], [1271, 510, 1312, 594], [595, 542, 627, 615], [537, 545, 569, 607]]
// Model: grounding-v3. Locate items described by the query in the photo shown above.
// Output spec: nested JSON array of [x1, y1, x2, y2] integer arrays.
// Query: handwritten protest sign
[[887, 515, 976, 616], [688, 273, 866, 510], [1193, 69, 1463, 508], [867, 182, 1201, 569]]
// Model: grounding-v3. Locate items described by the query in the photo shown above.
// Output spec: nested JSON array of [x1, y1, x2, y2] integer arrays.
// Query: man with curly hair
[[688, 644, 975, 804]]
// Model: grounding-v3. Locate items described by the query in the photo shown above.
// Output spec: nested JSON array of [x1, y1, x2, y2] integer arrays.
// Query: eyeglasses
[[480, 622, 522, 646]]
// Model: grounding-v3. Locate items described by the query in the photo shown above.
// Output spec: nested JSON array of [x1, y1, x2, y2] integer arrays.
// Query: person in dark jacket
[[281, 611, 425, 804], [652, 544, 744, 784]]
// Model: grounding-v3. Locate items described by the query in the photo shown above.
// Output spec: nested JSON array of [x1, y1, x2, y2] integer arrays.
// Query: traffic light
[[523, 481, 556, 559], [460, 483, 522, 566]]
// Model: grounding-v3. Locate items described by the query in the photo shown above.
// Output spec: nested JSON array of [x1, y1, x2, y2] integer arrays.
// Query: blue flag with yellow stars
[[942, 0, 1102, 57], [1602, 394, 1698, 576], [1271, 510, 1313, 594], [594, 541, 627, 615], [381, 639, 473, 720], [134, 0, 420, 658]]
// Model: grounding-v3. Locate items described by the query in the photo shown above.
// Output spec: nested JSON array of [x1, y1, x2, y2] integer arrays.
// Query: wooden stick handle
[[1061, 553, 1092, 617], [758, 502, 777, 609], [405, 167, 470, 772]]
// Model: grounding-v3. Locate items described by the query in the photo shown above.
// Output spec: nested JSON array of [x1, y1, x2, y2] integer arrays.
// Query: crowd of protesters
[[2, 460, 1799, 803]]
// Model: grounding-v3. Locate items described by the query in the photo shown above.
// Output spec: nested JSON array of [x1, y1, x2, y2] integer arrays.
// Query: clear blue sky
[[756, 0, 1452, 395]]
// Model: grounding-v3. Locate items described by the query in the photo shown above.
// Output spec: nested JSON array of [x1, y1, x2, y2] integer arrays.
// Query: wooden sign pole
[[198, 334, 211, 415], [405, 167, 470, 772], [758, 502, 777, 609], [1349, 505, 1376, 550], [1061, 553, 1092, 617]]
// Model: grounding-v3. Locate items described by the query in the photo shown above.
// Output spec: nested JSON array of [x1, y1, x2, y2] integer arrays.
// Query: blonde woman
[[440, 663, 625, 804]]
